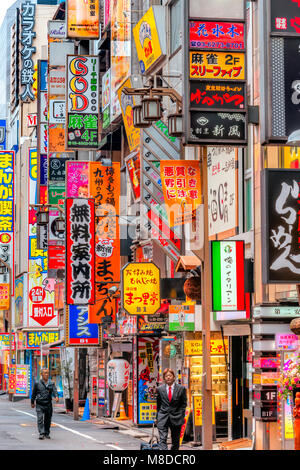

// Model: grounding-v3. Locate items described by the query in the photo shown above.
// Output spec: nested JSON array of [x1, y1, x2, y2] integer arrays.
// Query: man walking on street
[[156, 368, 187, 451], [31, 368, 59, 440]]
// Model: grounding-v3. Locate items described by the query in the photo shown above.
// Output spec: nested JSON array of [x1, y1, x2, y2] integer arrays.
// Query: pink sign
[[276, 333, 298, 351], [253, 357, 280, 369], [66, 161, 89, 197]]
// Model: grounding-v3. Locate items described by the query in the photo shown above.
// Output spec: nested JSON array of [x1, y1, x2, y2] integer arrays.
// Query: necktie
[[168, 386, 172, 402]]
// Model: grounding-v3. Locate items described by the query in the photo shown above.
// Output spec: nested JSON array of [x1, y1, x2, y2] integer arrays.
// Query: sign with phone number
[[190, 51, 245, 80]]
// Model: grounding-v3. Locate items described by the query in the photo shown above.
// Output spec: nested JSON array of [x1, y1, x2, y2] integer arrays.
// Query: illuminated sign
[[189, 21, 245, 50]]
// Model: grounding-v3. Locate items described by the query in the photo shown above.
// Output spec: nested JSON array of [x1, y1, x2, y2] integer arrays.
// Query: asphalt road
[[0, 395, 141, 450]]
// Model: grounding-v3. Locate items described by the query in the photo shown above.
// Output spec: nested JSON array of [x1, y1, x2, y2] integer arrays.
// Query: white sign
[[49, 68, 66, 95], [48, 20, 66, 39], [39, 91, 48, 124], [253, 306, 300, 318], [49, 99, 65, 124], [207, 147, 236, 237]]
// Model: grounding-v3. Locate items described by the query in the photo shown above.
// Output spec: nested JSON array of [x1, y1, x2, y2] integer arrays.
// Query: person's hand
[[31, 403, 35, 408], [55, 397, 59, 403]]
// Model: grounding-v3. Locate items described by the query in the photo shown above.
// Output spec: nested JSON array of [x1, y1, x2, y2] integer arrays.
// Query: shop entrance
[[231, 336, 249, 439]]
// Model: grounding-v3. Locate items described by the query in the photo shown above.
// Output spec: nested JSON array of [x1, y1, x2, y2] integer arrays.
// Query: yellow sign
[[133, 7, 163, 74], [252, 373, 261, 385], [190, 51, 245, 80], [179, 407, 191, 445], [0, 284, 9, 310], [283, 146, 300, 168], [184, 339, 228, 356], [193, 395, 215, 426], [118, 78, 141, 151], [122, 262, 160, 315], [67, 0, 100, 39]]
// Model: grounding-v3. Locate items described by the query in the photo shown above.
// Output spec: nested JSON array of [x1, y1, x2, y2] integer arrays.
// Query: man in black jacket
[[156, 368, 187, 451], [31, 368, 59, 440]]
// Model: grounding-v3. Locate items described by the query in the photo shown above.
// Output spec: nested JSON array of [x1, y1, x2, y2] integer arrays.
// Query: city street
[[0, 395, 140, 450]]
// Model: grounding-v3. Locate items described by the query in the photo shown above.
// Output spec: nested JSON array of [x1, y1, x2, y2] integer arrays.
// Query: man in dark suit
[[156, 368, 187, 450]]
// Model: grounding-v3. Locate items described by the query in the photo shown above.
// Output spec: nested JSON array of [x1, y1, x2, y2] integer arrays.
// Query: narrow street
[[0, 395, 141, 450]]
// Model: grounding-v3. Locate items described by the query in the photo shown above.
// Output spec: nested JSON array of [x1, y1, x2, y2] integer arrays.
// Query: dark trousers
[[36, 404, 53, 436], [158, 418, 181, 451]]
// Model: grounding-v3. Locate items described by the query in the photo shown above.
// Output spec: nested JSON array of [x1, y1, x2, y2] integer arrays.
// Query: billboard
[[65, 305, 100, 347], [67, 0, 100, 39]]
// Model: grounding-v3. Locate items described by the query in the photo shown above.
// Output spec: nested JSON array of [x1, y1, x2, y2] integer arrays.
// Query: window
[[170, 0, 182, 55]]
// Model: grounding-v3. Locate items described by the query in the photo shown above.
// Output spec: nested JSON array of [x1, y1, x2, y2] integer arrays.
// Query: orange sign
[[88, 163, 121, 324], [49, 125, 65, 152], [8, 365, 16, 394], [0, 284, 9, 310], [179, 407, 191, 445], [118, 78, 140, 151], [67, 0, 100, 39], [160, 160, 202, 227]]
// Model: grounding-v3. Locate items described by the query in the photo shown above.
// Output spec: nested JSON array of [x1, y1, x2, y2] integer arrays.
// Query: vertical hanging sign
[[211, 240, 245, 311], [20, 1, 36, 102], [66, 198, 95, 305], [66, 55, 99, 149]]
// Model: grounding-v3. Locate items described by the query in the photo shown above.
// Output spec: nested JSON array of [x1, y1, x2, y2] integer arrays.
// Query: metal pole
[[40, 342, 43, 371], [73, 348, 79, 420], [201, 147, 213, 449]]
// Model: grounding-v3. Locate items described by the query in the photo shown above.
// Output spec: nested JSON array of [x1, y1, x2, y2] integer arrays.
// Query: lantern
[[168, 112, 183, 137], [183, 277, 201, 301], [107, 359, 130, 391], [37, 209, 49, 226], [141, 96, 162, 121], [132, 104, 151, 128]]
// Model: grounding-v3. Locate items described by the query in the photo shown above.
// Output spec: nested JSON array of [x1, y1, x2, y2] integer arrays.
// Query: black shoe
[[39, 435, 44, 440], [45, 435, 50, 439]]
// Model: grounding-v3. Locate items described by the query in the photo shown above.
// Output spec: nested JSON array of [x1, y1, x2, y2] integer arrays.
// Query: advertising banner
[[207, 147, 238, 238], [137, 337, 159, 424], [26, 330, 60, 349], [270, 0, 300, 34], [190, 81, 246, 110], [66, 161, 89, 198], [125, 151, 141, 200], [66, 198, 95, 305], [15, 276, 27, 328], [28, 149, 57, 328], [20, 1, 36, 101], [65, 305, 100, 347], [0, 284, 9, 310], [102, 69, 111, 129], [118, 78, 140, 151], [0, 332, 15, 350], [211, 240, 245, 311], [261, 169, 300, 283], [67, 0, 100, 39], [189, 21, 245, 50], [66, 55, 99, 149], [189, 51, 245, 80], [169, 304, 195, 332], [190, 111, 246, 142], [184, 338, 228, 356], [133, 6, 164, 74], [15, 365, 30, 397], [160, 160, 202, 227], [122, 262, 160, 315]]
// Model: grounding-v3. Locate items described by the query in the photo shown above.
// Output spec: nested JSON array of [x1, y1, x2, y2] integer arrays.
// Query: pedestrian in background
[[31, 368, 59, 440], [156, 368, 187, 451]]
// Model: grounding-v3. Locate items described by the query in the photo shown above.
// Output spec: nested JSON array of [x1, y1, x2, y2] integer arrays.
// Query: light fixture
[[37, 209, 49, 226], [132, 104, 151, 128], [287, 129, 300, 145], [141, 95, 162, 121], [56, 218, 65, 234], [168, 111, 183, 137]]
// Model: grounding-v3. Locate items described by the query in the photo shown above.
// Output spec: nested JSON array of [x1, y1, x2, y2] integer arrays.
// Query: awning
[[175, 255, 201, 273]]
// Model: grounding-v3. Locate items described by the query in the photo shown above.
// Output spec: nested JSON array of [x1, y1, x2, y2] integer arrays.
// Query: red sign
[[66, 198, 95, 305], [29, 287, 46, 303], [30, 304, 55, 327], [27, 113, 37, 127], [189, 21, 245, 50], [48, 245, 65, 270]]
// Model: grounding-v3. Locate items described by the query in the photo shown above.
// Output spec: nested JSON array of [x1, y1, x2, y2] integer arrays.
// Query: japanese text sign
[[126, 151, 141, 200], [26, 331, 60, 349], [169, 304, 195, 332], [190, 111, 246, 142], [67, 0, 100, 39], [160, 160, 202, 227], [66, 55, 99, 149], [8, 365, 16, 393], [184, 339, 228, 356], [20, 1, 36, 101], [107, 359, 130, 391], [271, 0, 300, 34], [15, 365, 30, 396], [261, 170, 300, 283], [190, 81, 246, 110], [66, 198, 95, 305], [189, 21, 245, 50], [0, 151, 14, 233], [133, 6, 163, 74], [122, 262, 161, 315], [0, 284, 10, 310], [66, 305, 100, 347], [275, 333, 298, 350], [66, 161, 89, 198], [190, 51, 245, 80], [211, 240, 245, 311], [0, 333, 15, 350]]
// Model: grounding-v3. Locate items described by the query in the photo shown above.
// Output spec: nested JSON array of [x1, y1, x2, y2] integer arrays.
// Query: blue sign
[[40, 60, 48, 92], [40, 154, 48, 185], [67, 305, 99, 346], [0, 120, 6, 150]]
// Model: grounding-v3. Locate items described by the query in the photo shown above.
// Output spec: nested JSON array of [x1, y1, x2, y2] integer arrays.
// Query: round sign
[[0, 233, 11, 244], [29, 286, 46, 303], [107, 359, 130, 392]]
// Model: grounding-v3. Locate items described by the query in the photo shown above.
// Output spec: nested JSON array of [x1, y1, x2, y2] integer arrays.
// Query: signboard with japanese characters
[[107, 359, 130, 391], [270, 0, 300, 34], [66, 55, 99, 149], [26, 330, 60, 349], [49, 99, 65, 124], [261, 169, 300, 283], [137, 337, 159, 424], [102, 69, 111, 129], [0, 151, 15, 290], [160, 160, 202, 227], [66, 198, 95, 305], [49, 157, 71, 182], [211, 240, 245, 311], [0, 284, 10, 310], [183, 1, 247, 145], [189, 21, 245, 50], [20, 1, 36, 102], [65, 305, 101, 347], [118, 77, 141, 152], [169, 304, 195, 332], [67, 0, 100, 39], [0, 332, 15, 350], [122, 262, 161, 315], [184, 339, 229, 356], [125, 151, 141, 200], [207, 147, 238, 238], [275, 333, 298, 350]]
